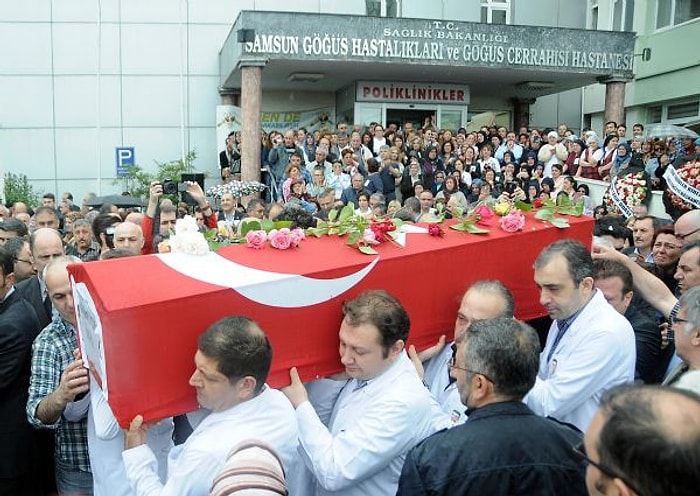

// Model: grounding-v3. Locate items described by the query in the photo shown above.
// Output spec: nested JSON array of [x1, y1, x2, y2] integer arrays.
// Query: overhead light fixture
[[288, 72, 325, 83], [516, 81, 556, 90]]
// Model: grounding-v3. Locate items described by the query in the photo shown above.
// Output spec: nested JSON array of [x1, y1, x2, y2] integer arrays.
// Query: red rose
[[428, 223, 444, 237]]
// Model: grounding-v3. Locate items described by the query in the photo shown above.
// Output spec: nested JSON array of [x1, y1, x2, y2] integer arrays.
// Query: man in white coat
[[282, 290, 436, 496], [122, 316, 299, 495], [414, 280, 515, 427], [526, 239, 636, 432]]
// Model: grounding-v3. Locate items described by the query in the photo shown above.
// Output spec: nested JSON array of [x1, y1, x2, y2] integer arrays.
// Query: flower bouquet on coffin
[[306, 204, 403, 255], [449, 203, 495, 234], [663, 157, 700, 221], [515, 195, 583, 229]]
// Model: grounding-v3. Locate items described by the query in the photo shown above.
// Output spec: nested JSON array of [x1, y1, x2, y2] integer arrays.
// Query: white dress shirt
[[422, 343, 467, 427], [122, 385, 299, 496], [526, 290, 636, 432], [295, 352, 437, 496]]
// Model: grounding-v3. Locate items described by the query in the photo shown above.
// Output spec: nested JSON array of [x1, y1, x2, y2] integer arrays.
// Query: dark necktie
[[547, 319, 572, 363], [43, 294, 52, 317]]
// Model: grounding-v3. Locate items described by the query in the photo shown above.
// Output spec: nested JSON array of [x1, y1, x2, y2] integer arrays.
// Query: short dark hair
[[594, 217, 630, 240], [652, 224, 676, 247], [3, 236, 28, 262], [534, 239, 593, 286], [0, 247, 13, 278], [681, 240, 700, 267], [596, 385, 700, 496], [246, 198, 265, 215], [342, 290, 410, 358], [34, 206, 58, 219], [593, 259, 633, 295], [198, 316, 272, 393], [0, 218, 28, 236], [43, 193, 56, 201], [91, 213, 121, 244], [459, 318, 540, 399]]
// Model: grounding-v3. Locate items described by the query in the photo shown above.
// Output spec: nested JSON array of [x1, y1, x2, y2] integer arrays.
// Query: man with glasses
[[411, 280, 514, 427], [580, 384, 700, 496], [674, 209, 700, 245], [4, 237, 35, 283], [662, 285, 700, 385], [0, 247, 43, 495], [398, 318, 586, 495], [527, 240, 635, 432]]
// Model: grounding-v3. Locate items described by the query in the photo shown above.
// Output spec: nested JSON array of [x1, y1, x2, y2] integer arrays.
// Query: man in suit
[[0, 247, 42, 495], [16, 228, 65, 330]]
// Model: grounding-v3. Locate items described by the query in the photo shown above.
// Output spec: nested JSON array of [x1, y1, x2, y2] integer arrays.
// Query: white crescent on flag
[[156, 252, 379, 308]]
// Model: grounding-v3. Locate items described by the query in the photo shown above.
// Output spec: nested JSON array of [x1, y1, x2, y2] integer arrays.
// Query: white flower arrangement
[[168, 215, 210, 256]]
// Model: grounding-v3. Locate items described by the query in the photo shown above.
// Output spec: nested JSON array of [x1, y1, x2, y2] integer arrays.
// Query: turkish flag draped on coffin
[[69, 213, 593, 426]]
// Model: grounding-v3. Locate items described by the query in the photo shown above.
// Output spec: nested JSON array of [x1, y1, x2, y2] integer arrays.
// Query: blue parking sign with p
[[116, 147, 135, 177]]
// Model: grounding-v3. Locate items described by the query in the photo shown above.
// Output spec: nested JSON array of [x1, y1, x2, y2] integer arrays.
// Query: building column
[[599, 76, 628, 130], [236, 57, 267, 185], [218, 88, 239, 106], [510, 97, 535, 130]]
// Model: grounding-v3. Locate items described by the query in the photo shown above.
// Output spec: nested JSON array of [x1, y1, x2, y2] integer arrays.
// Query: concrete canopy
[[220, 11, 636, 100]]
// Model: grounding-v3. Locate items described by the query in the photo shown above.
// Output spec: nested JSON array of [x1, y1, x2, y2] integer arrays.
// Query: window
[[612, 0, 635, 31], [647, 105, 662, 123], [366, 0, 401, 17], [647, 99, 700, 124], [589, 2, 599, 29], [656, 0, 700, 29], [480, 0, 511, 24]]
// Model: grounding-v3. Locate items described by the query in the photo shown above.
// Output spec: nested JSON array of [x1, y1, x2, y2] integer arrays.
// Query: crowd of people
[[219, 120, 700, 225], [2, 117, 700, 496]]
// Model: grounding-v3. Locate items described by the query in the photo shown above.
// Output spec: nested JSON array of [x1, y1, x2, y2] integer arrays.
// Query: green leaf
[[450, 222, 470, 232], [556, 194, 572, 207], [347, 231, 362, 245], [392, 218, 404, 230], [535, 208, 555, 221], [306, 227, 328, 238], [328, 208, 339, 222], [338, 204, 354, 222], [514, 200, 532, 212], [240, 220, 261, 236], [261, 219, 274, 232], [273, 220, 293, 230], [449, 206, 464, 218], [358, 245, 378, 255], [465, 223, 490, 234], [550, 217, 570, 229]]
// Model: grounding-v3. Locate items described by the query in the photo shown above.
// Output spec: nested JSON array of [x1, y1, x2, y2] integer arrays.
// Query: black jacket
[[397, 401, 587, 496], [0, 289, 41, 477]]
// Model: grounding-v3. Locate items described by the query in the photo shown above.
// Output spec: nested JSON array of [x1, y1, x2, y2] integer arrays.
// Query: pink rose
[[428, 223, 445, 237], [268, 228, 292, 250], [362, 228, 380, 245], [289, 227, 305, 247], [245, 230, 267, 249], [499, 211, 526, 233], [474, 204, 495, 226]]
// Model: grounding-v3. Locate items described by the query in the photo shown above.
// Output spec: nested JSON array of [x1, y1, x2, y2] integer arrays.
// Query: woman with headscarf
[[611, 141, 632, 178]]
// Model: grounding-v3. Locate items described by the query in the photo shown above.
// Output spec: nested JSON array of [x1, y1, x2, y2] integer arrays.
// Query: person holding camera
[[268, 130, 305, 201], [140, 181, 215, 254]]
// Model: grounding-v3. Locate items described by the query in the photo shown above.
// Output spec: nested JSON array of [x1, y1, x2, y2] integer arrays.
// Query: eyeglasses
[[572, 442, 643, 495], [447, 357, 495, 384], [14, 257, 33, 265], [672, 316, 689, 325], [676, 227, 700, 241]]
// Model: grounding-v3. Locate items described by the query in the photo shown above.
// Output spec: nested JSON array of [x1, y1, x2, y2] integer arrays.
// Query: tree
[[3, 172, 41, 207], [115, 150, 198, 201]]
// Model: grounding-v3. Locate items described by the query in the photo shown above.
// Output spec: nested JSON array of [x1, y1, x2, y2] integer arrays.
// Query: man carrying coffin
[[122, 316, 299, 495]]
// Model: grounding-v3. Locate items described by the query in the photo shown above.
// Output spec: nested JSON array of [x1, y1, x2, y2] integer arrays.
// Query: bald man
[[675, 209, 700, 245], [16, 228, 66, 329], [113, 221, 145, 255]]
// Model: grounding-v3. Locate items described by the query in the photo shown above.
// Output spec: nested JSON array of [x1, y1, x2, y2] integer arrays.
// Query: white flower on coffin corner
[[169, 215, 209, 256]]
